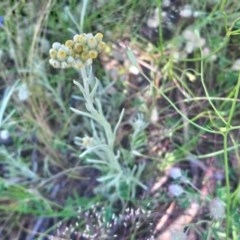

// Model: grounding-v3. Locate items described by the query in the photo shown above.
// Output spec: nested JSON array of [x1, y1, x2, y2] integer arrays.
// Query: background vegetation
[[0, 0, 240, 239]]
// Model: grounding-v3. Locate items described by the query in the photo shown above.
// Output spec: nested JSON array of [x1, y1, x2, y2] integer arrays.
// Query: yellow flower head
[[57, 48, 67, 61], [97, 42, 106, 51], [89, 50, 98, 59], [95, 33, 103, 42], [49, 32, 107, 69], [73, 43, 83, 54], [52, 42, 61, 50], [74, 34, 87, 44], [65, 40, 74, 48], [81, 51, 89, 60], [49, 49, 57, 59], [49, 59, 60, 68], [87, 37, 98, 49]]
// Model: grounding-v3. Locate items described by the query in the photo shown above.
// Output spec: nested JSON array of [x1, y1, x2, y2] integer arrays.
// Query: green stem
[[220, 0, 227, 11], [223, 131, 231, 239], [200, 52, 227, 126], [80, 67, 114, 148], [222, 72, 240, 239], [138, 65, 221, 135], [227, 73, 240, 127]]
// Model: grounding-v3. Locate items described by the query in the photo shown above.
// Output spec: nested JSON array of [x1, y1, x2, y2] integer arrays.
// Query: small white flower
[[52, 42, 62, 50], [232, 59, 240, 71], [129, 65, 139, 75], [86, 33, 94, 38], [183, 29, 206, 53], [168, 184, 184, 197], [18, 83, 29, 101], [131, 114, 147, 131], [49, 59, 60, 68], [203, 47, 210, 56], [168, 167, 182, 179], [202, 47, 217, 61], [87, 37, 98, 49], [180, 5, 193, 18], [67, 56, 74, 64], [61, 61, 68, 68], [0, 129, 9, 140], [147, 8, 159, 28], [73, 34, 79, 42], [85, 58, 93, 66], [170, 49, 187, 63], [209, 198, 225, 220], [82, 135, 93, 147]]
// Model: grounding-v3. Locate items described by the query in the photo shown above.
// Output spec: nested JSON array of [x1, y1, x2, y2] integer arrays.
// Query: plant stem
[[76, 67, 124, 173], [80, 67, 114, 148], [227, 72, 240, 127], [220, 0, 227, 11], [223, 131, 230, 239], [223, 72, 240, 239]]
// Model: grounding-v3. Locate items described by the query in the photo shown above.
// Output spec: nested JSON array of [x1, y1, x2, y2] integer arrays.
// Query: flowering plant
[[49, 33, 106, 69], [49, 33, 146, 201]]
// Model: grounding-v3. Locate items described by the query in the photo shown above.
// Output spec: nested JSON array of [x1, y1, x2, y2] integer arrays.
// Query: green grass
[[0, 0, 240, 239]]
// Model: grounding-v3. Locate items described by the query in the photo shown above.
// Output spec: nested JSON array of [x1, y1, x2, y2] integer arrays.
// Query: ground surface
[[0, 0, 240, 240]]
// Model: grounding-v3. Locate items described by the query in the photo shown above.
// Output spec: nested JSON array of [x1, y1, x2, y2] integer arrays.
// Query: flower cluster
[[49, 204, 156, 240], [209, 198, 225, 220], [49, 33, 106, 69]]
